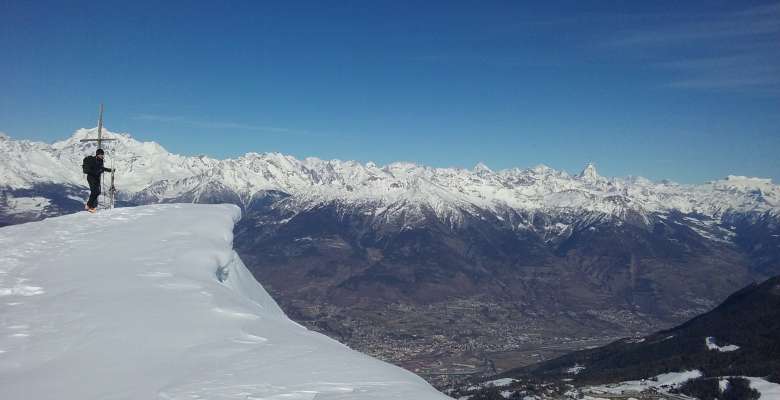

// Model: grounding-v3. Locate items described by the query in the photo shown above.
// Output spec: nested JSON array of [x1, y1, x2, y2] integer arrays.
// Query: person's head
[[96, 148, 105, 159]]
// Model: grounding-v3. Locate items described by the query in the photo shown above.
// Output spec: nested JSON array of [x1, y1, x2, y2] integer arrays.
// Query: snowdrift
[[0, 204, 451, 399]]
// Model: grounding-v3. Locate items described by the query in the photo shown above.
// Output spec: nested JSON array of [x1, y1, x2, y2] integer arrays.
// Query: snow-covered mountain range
[[2, 127, 778, 226], [0, 204, 451, 399], [3, 128, 780, 382]]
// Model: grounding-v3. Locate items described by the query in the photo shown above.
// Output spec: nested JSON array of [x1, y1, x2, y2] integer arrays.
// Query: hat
[[96, 148, 105, 156]]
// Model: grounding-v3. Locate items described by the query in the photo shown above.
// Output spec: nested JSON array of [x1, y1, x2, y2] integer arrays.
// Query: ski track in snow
[[0, 204, 451, 399]]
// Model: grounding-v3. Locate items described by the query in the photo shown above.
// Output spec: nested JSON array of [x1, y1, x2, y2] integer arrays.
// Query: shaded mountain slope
[[505, 275, 780, 384]]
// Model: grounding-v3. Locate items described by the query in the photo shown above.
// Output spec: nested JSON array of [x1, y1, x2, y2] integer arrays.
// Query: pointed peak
[[473, 162, 492, 174], [578, 162, 603, 182], [580, 162, 597, 175]]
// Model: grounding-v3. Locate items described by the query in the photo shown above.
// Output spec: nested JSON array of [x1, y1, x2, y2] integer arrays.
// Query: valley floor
[[272, 297, 661, 388]]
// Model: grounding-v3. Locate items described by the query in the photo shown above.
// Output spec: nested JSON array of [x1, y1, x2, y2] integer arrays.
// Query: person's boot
[[87, 207, 97, 213]]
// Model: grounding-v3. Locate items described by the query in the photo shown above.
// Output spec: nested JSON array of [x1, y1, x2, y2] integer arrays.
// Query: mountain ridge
[[2, 127, 778, 224], [3, 128, 780, 384]]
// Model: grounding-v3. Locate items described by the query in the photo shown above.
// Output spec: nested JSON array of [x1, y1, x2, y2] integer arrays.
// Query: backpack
[[82, 156, 95, 174]]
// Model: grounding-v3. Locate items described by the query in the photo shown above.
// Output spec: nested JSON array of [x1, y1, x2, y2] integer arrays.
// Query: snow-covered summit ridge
[[1, 128, 778, 220], [0, 204, 451, 399]]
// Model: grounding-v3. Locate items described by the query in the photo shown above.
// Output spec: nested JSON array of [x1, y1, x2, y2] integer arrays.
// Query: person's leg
[[87, 178, 97, 208], [87, 176, 101, 209]]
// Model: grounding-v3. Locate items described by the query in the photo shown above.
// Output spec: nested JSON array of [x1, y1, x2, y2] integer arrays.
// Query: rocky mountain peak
[[473, 162, 493, 174], [578, 162, 603, 183]]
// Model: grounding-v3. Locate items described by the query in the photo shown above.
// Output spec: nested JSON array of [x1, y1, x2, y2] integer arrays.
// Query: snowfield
[[747, 377, 780, 399], [0, 204, 451, 399], [705, 336, 740, 352], [583, 371, 780, 400], [587, 370, 703, 395]]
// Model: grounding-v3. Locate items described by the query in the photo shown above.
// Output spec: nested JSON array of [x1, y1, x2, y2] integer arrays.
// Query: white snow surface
[[483, 378, 516, 387], [0, 204, 451, 400], [705, 336, 740, 352], [1, 128, 779, 225], [719, 378, 729, 393], [589, 370, 703, 394], [747, 377, 780, 399]]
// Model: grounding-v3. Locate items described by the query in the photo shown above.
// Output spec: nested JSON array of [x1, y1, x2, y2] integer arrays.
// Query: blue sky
[[1, 1, 779, 183]]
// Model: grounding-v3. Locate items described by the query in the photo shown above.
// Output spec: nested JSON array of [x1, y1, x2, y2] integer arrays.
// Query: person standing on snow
[[83, 148, 113, 212]]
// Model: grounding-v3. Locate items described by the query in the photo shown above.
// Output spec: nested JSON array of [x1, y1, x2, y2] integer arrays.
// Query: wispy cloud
[[604, 3, 780, 46], [411, 4, 779, 94], [411, 52, 566, 68], [601, 2, 780, 93], [657, 53, 780, 93], [133, 114, 311, 135]]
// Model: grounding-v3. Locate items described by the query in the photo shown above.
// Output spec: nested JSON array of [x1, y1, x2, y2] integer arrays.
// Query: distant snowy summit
[[0, 204, 452, 399], [1, 128, 778, 225]]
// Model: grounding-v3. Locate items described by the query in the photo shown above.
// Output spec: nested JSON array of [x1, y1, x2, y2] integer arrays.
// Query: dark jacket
[[84, 156, 113, 178]]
